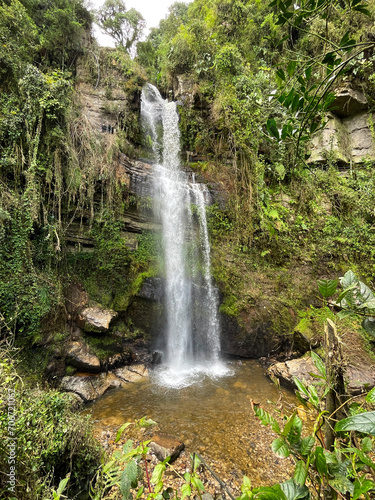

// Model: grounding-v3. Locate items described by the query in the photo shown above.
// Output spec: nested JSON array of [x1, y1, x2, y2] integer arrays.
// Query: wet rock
[[220, 312, 279, 358], [66, 340, 101, 373], [114, 364, 149, 383], [268, 356, 318, 390], [152, 351, 163, 365], [149, 434, 185, 463], [61, 372, 124, 402], [105, 351, 132, 370], [347, 364, 375, 395], [79, 305, 118, 333], [137, 277, 165, 301]]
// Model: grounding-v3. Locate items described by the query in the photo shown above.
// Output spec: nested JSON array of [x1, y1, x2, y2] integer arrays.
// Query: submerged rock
[[149, 434, 185, 463], [66, 340, 101, 373], [79, 305, 118, 333]]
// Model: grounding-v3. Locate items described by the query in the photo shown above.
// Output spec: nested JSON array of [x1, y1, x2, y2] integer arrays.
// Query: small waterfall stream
[[141, 84, 228, 387]]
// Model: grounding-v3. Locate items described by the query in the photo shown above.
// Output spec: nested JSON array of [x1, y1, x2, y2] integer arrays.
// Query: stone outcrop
[[66, 340, 101, 373], [79, 305, 118, 333], [149, 434, 185, 463], [61, 363, 149, 402], [308, 88, 375, 166], [329, 88, 368, 117]]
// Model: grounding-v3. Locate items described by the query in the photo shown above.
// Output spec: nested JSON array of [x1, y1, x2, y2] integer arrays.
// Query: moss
[[219, 294, 239, 317], [83, 333, 124, 361], [65, 365, 77, 376]]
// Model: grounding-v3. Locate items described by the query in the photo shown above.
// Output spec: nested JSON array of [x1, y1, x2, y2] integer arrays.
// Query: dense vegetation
[[1, 0, 375, 498]]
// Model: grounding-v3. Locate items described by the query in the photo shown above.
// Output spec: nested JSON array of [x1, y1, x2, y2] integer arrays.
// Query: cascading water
[[141, 84, 228, 387]]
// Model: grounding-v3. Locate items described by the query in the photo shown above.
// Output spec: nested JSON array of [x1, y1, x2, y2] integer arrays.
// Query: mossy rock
[[293, 306, 335, 353]]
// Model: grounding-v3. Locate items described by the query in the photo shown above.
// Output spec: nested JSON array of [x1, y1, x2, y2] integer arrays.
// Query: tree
[[96, 0, 145, 53]]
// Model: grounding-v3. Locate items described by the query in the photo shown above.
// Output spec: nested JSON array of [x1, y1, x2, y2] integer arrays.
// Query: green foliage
[[0, 352, 101, 499], [96, 0, 145, 52]]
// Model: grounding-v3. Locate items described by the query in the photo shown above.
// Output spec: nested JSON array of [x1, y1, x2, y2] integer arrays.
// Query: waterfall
[[141, 84, 228, 387]]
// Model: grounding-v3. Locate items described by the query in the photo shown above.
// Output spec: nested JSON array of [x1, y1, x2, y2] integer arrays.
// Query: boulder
[[347, 364, 375, 395], [65, 340, 101, 373], [79, 305, 118, 333], [114, 364, 149, 383], [61, 364, 150, 401], [61, 372, 124, 402], [268, 357, 318, 390], [268, 355, 375, 395], [149, 434, 185, 463]]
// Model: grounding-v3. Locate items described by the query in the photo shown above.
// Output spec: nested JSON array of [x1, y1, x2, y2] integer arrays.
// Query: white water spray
[[141, 84, 228, 387]]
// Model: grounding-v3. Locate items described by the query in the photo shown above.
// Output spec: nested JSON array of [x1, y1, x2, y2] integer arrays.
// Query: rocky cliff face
[[308, 88, 375, 166]]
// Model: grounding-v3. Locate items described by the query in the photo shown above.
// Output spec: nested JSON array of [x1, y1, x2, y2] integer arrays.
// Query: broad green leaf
[[300, 436, 315, 456], [56, 477, 69, 495], [328, 475, 354, 495], [191, 476, 205, 492], [335, 411, 375, 435], [361, 436, 372, 452], [315, 447, 327, 475], [136, 486, 144, 499], [139, 417, 157, 428], [120, 461, 138, 500], [305, 66, 312, 80], [293, 461, 308, 486], [116, 422, 132, 443], [282, 412, 297, 438], [336, 283, 357, 304], [252, 485, 287, 500], [287, 416, 302, 447], [308, 385, 319, 409], [280, 478, 309, 500], [311, 351, 326, 378], [366, 387, 375, 404], [340, 270, 358, 289], [272, 437, 290, 458], [181, 483, 191, 500], [267, 118, 280, 140], [362, 317, 375, 337], [123, 439, 134, 455], [358, 299, 375, 309], [276, 68, 286, 81], [337, 310, 353, 320], [317, 279, 338, 298], [151, 463, 166, 485], [254, 405, 281, 433], [241, 476, 252, 492], [293, 377, 309, 397], [353, 479, 375, 500]]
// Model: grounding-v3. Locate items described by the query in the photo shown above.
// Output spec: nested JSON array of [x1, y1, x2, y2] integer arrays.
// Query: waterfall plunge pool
[[86, 359, 297, 487]]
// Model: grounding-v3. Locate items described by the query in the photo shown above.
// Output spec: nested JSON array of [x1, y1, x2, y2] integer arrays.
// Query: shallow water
[[87, 360, 296, 481]]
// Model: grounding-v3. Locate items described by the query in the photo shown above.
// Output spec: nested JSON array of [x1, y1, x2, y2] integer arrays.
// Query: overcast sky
[[88, 0, 189, 47]]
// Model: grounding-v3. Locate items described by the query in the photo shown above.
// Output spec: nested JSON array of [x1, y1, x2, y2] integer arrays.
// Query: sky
[[88, 0, 189, 47]]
